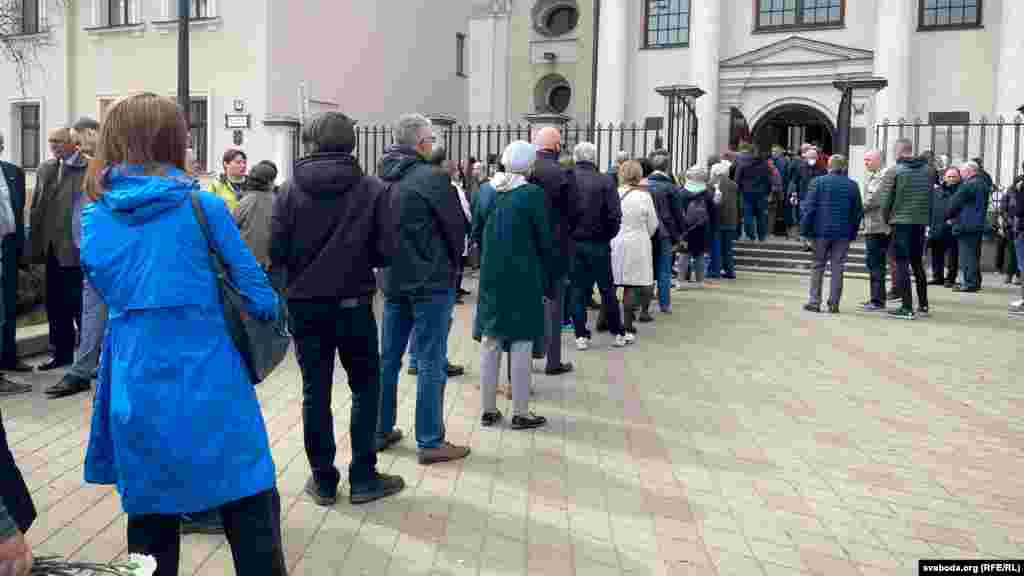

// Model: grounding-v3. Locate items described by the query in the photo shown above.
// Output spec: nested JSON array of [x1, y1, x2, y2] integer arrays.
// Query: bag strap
[[189, 191, 231, 285]]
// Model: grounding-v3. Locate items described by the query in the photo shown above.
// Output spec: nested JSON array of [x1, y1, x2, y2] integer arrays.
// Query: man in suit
[[0, 132, 32, 388]]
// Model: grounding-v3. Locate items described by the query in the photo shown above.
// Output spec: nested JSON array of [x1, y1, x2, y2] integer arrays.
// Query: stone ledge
[[16, 323, 48, 359]]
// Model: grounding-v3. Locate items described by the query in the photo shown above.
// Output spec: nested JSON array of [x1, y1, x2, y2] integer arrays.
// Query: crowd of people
[[1, 92, 1022, 576]]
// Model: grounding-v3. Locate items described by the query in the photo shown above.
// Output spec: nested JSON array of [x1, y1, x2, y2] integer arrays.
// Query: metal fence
[[352, 123, 672, 177], [875, 117, 1024, 236]]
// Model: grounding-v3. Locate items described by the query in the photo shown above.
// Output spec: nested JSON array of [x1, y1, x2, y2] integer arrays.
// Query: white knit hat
[[502, 141, 538, 174]]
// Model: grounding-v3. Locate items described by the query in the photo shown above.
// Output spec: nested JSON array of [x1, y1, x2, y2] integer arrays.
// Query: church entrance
[[750, 104, 835, 155]]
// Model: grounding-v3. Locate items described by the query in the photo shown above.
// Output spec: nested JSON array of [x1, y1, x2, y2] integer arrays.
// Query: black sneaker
[[181, 511, 224, 535], [45, 373, 91, 399], [446, 363, 465, 377], [481, 410, 503, 427], [304, 476, 337, 507], [887, 308, 916, 320], [375, 428, 404, 452], [544, 362, 573, 376], [510, 413, 547, 430], [350, 473, 406, 505], [916, 306, 930, 317], [803, 303, 821, 313], [860, 302, 884, 312], [827, 304, 840, 314], [595, 323, 609, 333]]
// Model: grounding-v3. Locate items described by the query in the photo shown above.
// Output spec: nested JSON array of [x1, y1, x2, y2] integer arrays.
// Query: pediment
[[720, 36, 873, 68]]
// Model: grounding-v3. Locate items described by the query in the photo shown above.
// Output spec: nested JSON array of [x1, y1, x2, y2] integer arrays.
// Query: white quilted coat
[[611, 185, 659, 286]]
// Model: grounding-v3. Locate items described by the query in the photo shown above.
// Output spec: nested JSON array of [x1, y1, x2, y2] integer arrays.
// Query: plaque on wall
[[644, 116, 664, 130]]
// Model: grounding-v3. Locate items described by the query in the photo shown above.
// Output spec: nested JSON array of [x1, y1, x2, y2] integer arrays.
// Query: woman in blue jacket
[[80, 93, 285, 576]]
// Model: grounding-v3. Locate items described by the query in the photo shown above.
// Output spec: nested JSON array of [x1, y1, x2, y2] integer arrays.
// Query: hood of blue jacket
[[97, 165, 196, 225]]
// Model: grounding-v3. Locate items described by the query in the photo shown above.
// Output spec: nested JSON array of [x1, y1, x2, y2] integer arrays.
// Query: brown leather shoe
[[417, 442, 470, 465]]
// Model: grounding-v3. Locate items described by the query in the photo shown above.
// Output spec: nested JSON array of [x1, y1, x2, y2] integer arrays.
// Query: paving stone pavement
[[2, 272, 1022, 575]]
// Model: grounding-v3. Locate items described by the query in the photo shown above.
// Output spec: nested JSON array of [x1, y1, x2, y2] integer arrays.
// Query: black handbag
[[189, 192, 290, 385]]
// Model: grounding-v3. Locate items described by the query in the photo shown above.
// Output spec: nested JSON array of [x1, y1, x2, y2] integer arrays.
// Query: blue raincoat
[[81, 165, 279, 515]]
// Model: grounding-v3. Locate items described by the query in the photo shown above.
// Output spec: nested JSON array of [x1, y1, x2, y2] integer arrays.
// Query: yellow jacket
[[208, 175, 241, 212]]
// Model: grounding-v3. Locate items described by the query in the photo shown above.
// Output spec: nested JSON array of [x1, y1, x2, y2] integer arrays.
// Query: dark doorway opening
[[751, 104, 834, 155]]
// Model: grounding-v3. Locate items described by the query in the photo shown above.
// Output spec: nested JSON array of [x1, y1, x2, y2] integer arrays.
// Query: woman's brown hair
[[618, 159, 643, 187], [85, 92, 189, 200]]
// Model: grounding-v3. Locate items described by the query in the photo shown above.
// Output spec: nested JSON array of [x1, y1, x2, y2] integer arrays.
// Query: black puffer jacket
[[531, 149, 577, 278], [271, 153, 393, 300], [571, 161, 621, 243], [378, 145, 465, 297], [647, 172, 684, 244]]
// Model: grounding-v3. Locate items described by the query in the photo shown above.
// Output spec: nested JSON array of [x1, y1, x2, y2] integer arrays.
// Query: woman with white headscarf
[[471, 141, 553, 431]]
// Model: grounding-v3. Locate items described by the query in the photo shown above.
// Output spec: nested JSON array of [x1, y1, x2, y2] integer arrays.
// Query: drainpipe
[[589, 0, 600, 127]]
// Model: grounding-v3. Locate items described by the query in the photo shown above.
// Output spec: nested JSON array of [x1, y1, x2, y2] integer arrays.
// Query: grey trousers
[[480, 337, 530, 417], [809, 238, 851, 307], [537, 277, 566, 370], [70, 279, 107, 380]]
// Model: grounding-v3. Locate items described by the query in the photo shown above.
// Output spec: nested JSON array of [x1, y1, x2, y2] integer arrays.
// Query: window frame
[[456, 33, 467, 78], [21, 0, 40, 35], [753, 0, 846, 33], [190, 0, 212, 18], [106, 0, 131, 26], [188, 97, 210, 173], [917, 0, 982, 31], [18, 104, 41, 170], [642, 0, 691, 50]]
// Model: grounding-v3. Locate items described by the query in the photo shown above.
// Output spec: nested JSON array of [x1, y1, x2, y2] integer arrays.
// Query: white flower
[[125, 554, 158, 576]]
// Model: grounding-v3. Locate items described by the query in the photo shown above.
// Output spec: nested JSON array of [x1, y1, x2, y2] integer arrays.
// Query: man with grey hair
[[880, 138, 932, 319], [377, 113, 470, 465], [0, 132, 30, 396], [859, 149, 891, 311], [569, 142, 625, 349], [646, 153, 683, 313], [800, 155, 863, 313], [944, 160, 988, 293]]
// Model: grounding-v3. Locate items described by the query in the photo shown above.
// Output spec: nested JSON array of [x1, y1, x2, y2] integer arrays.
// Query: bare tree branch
[[0, 0, 72, 94]]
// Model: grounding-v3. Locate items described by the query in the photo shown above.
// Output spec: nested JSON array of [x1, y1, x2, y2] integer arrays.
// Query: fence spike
[[979, 115, 988, 124], [912, 116, 923, 125], [997, 115, 1006, 124], [896, 117, 907, 125]]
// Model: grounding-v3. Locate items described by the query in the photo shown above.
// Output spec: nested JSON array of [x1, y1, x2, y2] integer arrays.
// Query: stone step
[[734, 263, 870, 279], [734, 257, 870, 276], [734, 240, 868, 256], [732, 247, 868, 264]]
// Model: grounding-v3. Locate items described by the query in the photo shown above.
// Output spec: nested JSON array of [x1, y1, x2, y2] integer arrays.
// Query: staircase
[[733, 238, 869, 279]]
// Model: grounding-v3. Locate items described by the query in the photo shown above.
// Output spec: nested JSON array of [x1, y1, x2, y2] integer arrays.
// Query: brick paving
[[2, 272, 1022, 575]]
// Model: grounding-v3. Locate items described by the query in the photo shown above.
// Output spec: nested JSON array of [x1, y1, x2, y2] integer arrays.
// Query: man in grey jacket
[[860, 150, 891, 311]]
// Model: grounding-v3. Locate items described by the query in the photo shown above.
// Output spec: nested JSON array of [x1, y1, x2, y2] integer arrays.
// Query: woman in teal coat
[[472, 141, 553, 431], [80, 93, 285, 576]]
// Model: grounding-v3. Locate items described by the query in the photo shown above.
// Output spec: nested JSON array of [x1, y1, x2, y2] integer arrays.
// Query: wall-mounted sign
[[233, 99, 246, 112], [225, 114, 251, 129]]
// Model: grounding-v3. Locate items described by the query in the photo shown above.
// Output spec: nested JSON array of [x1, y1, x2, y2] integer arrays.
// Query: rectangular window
[[756, 0, 844, 31], [644, 0, 690, 48], [191, 0, 211, 19], [18, 104, 41, 170], [919, 0, 982, 29], [456, 33, 467, 77], [104, 0, 133, 26], [21, 0, 39, 34], [189, 98, 208, 173]]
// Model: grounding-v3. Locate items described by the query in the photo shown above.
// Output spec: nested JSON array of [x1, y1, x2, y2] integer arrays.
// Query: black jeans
[[1, 236, 19, 366], [289, 299, 380, 491], [865, 233, 889, 306], [891, 224, 928, 311], [127, 489, 286, 576], [45, 248, 83, 362], [572, 241, 624, 338], [929, 235, 957, 284]]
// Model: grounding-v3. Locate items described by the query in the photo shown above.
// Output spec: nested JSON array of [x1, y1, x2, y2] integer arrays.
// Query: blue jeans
[[707, 224, 722, 279], [378, 289, 454, 450], [957, 233, 982, 291], [1016, 238, 1024, 299], [654, 237, 674, 310], [720, 227, 737, 277], [743, 192, 768, 241]]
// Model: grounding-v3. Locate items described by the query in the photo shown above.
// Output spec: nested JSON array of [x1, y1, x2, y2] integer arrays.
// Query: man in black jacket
[[646, 154, 684, 314], [0, 132, 30, 378], [270, 111, 405, 506], [569, 142, 626, 350], [376, 114, 469, 466], [531, 127, 576, 375]]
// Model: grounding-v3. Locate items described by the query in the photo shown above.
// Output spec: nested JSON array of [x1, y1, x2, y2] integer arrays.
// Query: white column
[[595, 0, 627, 126], [994, 0, 1024, 187], [873, 0, 912, 162], [468, 5, 511, 125], [691, 0, 721, 164]]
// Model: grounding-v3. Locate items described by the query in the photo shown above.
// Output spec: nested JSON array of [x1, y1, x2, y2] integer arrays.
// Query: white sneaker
[[623, 332, 636, 345], [1010, 299, 1024, 309], [613, 334, 627, 347], [575, 337, 590, 351]]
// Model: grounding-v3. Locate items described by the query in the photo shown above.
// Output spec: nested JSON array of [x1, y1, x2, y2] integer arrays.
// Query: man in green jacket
[[880, 138, 932, 320]]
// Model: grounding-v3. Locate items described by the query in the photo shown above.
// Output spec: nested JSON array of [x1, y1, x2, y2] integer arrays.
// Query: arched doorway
[[751, 104, 835, 155]]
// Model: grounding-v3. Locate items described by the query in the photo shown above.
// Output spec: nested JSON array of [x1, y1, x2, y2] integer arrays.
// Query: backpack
[[684, 191, 709, 231]]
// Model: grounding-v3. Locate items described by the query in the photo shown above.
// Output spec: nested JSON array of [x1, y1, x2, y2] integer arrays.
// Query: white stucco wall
[[1, 0, 70, 185], [267, 0, 471, 127], [910, 27, 998, 122]]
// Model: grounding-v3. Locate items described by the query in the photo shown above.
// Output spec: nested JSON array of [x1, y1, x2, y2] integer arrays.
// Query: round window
[[544, 6, 579, 36], [548, 85, 572, 113]]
